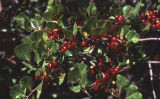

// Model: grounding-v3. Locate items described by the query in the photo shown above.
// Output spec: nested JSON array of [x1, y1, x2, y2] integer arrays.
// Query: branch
[[139, 38, 160, 42], [147, 61, 158, 99], [26, 85, 40, 99]]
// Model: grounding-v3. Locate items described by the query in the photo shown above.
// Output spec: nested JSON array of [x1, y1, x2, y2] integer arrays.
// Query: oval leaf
[[19, 76, 34, 91]]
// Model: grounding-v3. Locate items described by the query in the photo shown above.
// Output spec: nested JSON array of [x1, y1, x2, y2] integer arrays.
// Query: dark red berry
[[103, 33, 108, 38], [117, 17, 123, 23], [141, 13, 145, 19], [91, 70, 95, 75], [147, 16, 152, 20], [81, 41, 87, 46], [93, 86, 99, 91], [52, 60, 57, 67], [112, 37, 117, 42], [63, 41, 69, 46], [35, 76, 40, 81], [104, 88, 109, 93], [40, 72, 44, 77]]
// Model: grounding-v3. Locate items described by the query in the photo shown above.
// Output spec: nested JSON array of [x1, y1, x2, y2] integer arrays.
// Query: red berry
[[151, 24, 157, 29], [104, 88, 109, 93], [81, 41, 87, 46], [91, 70, 95, 75], [147, 16, 152, 20], [63, 41, 69, 46], [112, 37, 117, 42], [52, 60, 57, 67], [98, 63, 103, 67], [149, 12, 153, 17], [62, 46, 67, 52], [117, 17, 123, 23], [35, 76, 40, 81], [93, 86, 99, 91], [71, 42, 77, 47], [96, 79, 101, 84], [117, 35, 120, 39], [112, 67, 119, 75], [40, 72, 44, 77], [103, 33, 108, 38], [44, 75, 49, 82], [108, 59, 113, 64], [141, 13, 145, 19]]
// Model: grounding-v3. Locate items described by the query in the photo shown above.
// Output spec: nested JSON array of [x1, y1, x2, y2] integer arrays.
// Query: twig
[[82, 88, 92, 98], [26, 85, 40, 99], [147, 61, 159, 99], [140, 38, 160, 42]]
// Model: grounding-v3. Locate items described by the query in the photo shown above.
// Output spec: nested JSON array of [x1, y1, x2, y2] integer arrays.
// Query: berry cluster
[[60, 40, 77, 52], [141, 10, 160, 30], [47, 27, 63, 40], [48, 60, 59, 70], [92, 66, 119, 91], [107, 34, 126, 56], [35, 72, 50, 83]]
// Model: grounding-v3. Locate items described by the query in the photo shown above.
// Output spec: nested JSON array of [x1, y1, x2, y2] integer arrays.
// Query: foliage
[[10, 0, 160, 98]]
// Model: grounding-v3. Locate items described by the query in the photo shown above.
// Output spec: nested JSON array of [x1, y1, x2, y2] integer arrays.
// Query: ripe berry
[[103, 33, 108, 38], [35, 76, 40, 81], [112, 37, 117, 42], [141, 13, 145, 19], [113, 67, 119, 74], [71, 42, 77, 47], [104, 88, 109, 93], [93, 86, 99, 91], [81, 41, 87, 46], [91, 69, 95, 75], [98, 62, 103, 67], [40, 72, 44, 77], [147, 16, 152, 20], [44, 75, 50, 83], [117, 17, 123, 23], [63, 41, 69, 46], [62, 46, 67, 52], [52, 60, 57, 67]]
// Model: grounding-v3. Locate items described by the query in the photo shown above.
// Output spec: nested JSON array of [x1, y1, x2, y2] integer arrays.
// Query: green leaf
[[143, 23, 150, 31], [15, 44, 32, 62], [68, 67, 80, 84], [133, 2, 144, 16], [31, 41, 41, 51], [116, 74, 129, 92], [87, 1, 97, 16], [127, 92, 142, 99], [125, 30, 140, 43], [59, 73, 66, 85], [54, 4, 64, 15], [50, 42, 59, 54], [123, 5, 133, 16], [120, 25, 130, 39], [36, 81, 43, 99], [19, 76, 34, 91], [65, 50, 73, 56], [157, 5, 160, 10], [30, 31, 42, 41], [10, 84, 26, 99], [70, 85, 81, 93], [78, 63, 89, 87], [126, 84, 138, 97], [47, 0, 55, 11], [22, 61, 36, 71], [34, 51, 42, 63], [21, 38, 32, 44], [16, 12, 32, 32], [73, 22, 78, 35]]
